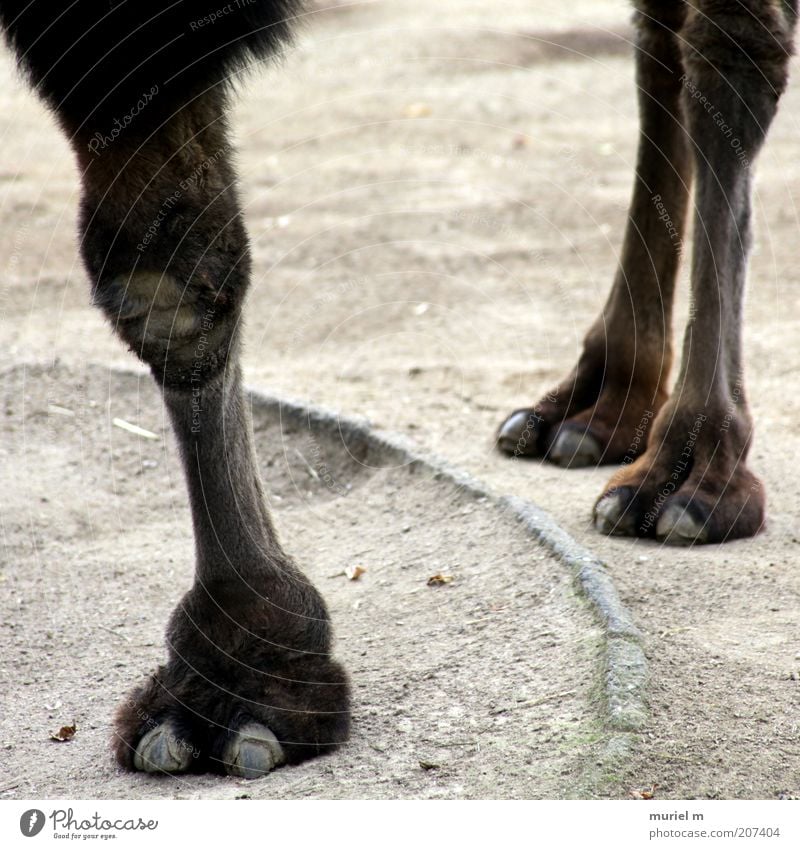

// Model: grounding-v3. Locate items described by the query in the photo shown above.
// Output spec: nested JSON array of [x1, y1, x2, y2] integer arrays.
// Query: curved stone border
[[247, 386, 648, 776]]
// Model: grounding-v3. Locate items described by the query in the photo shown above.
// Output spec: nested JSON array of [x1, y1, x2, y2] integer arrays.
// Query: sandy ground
[[1, 0, 799, 798], [0, 363, 606, 799]]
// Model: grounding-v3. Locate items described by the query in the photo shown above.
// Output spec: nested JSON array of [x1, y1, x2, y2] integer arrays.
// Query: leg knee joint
[[677, 5, 794, 166], [93, 270, 239, 389], [681, 4, 794, 95]]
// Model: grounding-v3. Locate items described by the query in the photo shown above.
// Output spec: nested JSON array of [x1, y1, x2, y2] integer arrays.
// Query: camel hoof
[[133, 722, 194, 774], [222, 723, 286, 779]]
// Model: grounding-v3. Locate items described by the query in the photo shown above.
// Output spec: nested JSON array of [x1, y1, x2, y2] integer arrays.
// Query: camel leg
[[79, 96, 348, 777], [0, 0, 348, 777], [70, 91, 349, 776], [594, 0, 796, 543]]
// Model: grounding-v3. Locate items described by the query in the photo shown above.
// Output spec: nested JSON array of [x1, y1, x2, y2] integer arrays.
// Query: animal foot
[[593, 407, 764, 544], [113, 576, 350, 777], [497, 388, 660, 468]]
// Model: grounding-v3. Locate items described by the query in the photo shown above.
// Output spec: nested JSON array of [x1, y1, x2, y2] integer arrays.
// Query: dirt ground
[[0, 363, 608, 799], [1, 0, 799, 799]]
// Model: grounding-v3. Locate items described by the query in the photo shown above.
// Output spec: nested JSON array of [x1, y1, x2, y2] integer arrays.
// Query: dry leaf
[[630, 785, 657, 800], [345, 565, 366, 581], [50, 723, 77, 742], [427, 574, 454, 587]]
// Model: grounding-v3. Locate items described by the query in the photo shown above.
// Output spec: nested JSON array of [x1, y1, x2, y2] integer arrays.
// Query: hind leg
[[67, 92, 350, 776], [498, 2, 691, 466], [594, 0, 796, 543]]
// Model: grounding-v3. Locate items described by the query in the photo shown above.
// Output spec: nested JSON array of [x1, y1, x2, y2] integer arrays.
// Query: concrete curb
[[247, 387, 649, 768]]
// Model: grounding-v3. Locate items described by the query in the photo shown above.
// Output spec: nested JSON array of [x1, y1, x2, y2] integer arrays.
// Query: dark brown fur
[[2, 1, 350, 775], [1, 0, 795, 778], [499, 0, 796, 545]]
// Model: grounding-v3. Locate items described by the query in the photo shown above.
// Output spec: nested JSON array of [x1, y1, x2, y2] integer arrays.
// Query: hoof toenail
[[549, 428, 601, 467], [223, 723, 286, 779], [133, 723, 194, 774]]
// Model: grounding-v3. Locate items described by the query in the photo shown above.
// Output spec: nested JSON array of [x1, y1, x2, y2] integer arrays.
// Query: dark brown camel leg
[[67, 92, 349, 775], [498, 1, 691, 467], [595, 0, 796, 544]]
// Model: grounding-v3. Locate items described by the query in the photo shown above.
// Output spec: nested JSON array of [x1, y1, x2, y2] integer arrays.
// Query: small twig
[[97, 624, 131, 643], [514, 690, 577, 709], [293, 448, 320, 481], [48, 404, 75, 418], [112, 418, 159, 440]]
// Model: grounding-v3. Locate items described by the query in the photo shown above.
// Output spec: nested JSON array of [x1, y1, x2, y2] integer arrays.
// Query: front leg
[[70, 93, 349, 776], [115, 367, 350, 776]]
